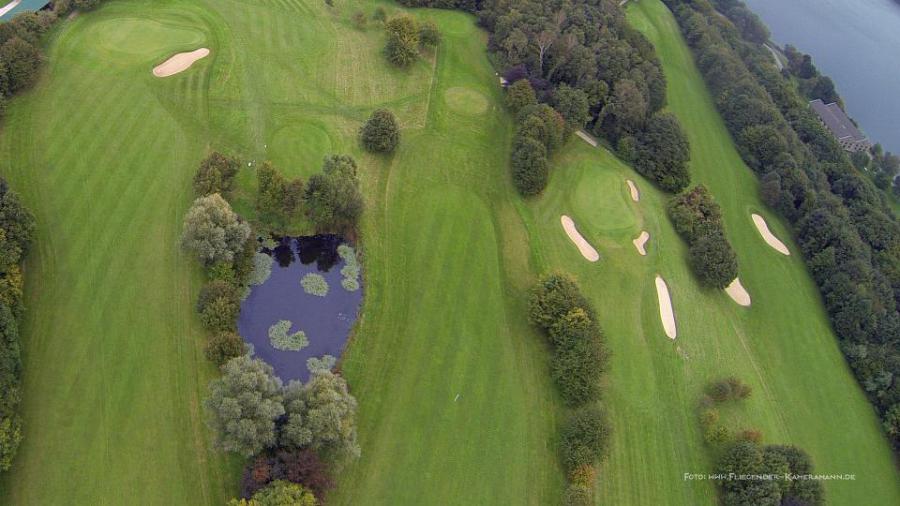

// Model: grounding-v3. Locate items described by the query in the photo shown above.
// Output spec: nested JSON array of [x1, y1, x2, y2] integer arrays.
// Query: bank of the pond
[[238, 235, 362, 382]]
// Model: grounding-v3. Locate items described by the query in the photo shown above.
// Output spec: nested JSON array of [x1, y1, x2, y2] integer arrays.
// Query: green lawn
[[0, 0, 563, 504], [500, 0, 900, 504]]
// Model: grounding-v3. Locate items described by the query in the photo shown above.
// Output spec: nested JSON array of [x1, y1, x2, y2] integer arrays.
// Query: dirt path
[[626, 179, 640, 202], [561, 215, 599, 262], [751, 213, 790, 255], [655, 275, 676, 339], [0, 0, 21, 18], [576, 130, 598, 147], [633, 231, 649, 256], [725, 277, 751, 306], [153, 48, 210, 77]]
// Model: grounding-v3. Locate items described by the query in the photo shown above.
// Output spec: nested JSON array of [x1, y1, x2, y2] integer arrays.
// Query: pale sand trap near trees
[[655, 275, 677, 339], [633, 231, 649, 256], [751, 213, 790, 255], [152, 48, 210, 77], [626, 179, 640, 202], [576, 130, 598, 147], [725, 277, 751, 307], [561, 215, 600, 262], [0, 0, 21, 18]]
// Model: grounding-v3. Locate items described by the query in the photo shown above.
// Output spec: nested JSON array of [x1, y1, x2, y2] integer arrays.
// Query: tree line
[[528, 273, 611, 506], [397, 0, 692, 195], [668, 185, 739, 288], [0, 180, 34, 473], [664, 0, 900, 454]]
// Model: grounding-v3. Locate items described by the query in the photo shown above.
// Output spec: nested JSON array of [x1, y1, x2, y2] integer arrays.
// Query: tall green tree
[[181, 193, 251, 265]]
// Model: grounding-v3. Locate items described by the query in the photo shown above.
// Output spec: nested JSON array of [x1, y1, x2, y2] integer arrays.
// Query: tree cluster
[[666, 0, 900, 455], [359, 109, 400, 154], [303, 155, 364, 233], [257, 162, 304, 226], [0, 180, 34, 472], [398, 0, 692, 194], [383, 13, 440, 68], [511, 103, 566, 196], [527, 273, 611, 503], [194, 152, 240, 197], [206, 357, 360, 502], [667, 185, 738, 288]]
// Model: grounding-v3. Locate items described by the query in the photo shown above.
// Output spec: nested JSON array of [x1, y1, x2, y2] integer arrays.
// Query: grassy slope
[[0, 0, 563, 503], [504, 0, 900, 503]]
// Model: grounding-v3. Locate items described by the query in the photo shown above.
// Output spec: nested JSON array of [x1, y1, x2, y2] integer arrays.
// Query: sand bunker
[[626, 180, 640, 202], [633, 231, 649, 256], [576, 130, 598, 147], [561, 215, 599, 262], [751, 213, 790, 256], [153, 48, 210, 77], [655, 276, 677, 339], [725, 278, 751, 307]]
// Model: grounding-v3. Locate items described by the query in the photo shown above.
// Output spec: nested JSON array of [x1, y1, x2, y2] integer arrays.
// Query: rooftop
[[809, 99, 868, 142], [0, 0, 51, 22]]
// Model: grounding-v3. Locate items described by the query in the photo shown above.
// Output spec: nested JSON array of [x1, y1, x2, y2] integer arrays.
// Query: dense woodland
[[664, 0, 900, 453], [399, 0, 691, 195]]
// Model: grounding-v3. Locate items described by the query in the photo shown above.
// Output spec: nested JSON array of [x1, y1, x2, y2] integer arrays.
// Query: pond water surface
[[238, 235, 362, 382]]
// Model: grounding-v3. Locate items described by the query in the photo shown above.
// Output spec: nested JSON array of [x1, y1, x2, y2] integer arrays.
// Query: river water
[[742, 0, 900, 153]]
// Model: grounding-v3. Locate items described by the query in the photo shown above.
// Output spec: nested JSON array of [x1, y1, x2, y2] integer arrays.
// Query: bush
[[706, 377, 753, 403], [560, 406, 611, 473], [197, 280, 239, 314], [269, 320, 309, 351], [689, 232, 739, 289], [300, 273, 329, 297], [563, 483, 592, 506], [372, 6, 387, 22], [205, 332, 247, 366], [0, 415, 22, 472], [384, 15, 419, 67], [419, 20, 441, 47], [200, 295, 240, 333], [236, 480, 317, 506], [505, 79, 536, 113], [360, 109, 400, 153], [193, 152, 239, 196], [528, 273, 592, 332], [352, 11, 367, 29]]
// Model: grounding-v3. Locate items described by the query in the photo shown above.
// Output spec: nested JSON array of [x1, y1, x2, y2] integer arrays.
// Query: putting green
[[86, 17, 204, 58]]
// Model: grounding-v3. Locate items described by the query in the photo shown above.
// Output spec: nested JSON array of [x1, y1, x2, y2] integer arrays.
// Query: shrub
[[560, 406, 611, 473], [300, 273, 329, 297], [384, 15, 419, 67], [419, 20, 441, 47], [707, 377, 753, 403], [205, 332, 247, 366], [567, 464, 596, 488], [200, 294, 240, 333], [193, 152, 239, 196], [689, 231, 739, 289], [352, 11, 367, 29], [563, 483, 592, 506], [236, 480, 317, 506], [505, 79, 536, 113], [205, 356, 284, 456], [269, 320, 309, 351], [197, 280, 239, 313], [372, 6, 387, 23], [360, 109, 400, 153], [0, 416, 22, 472], [248, 252, 274, 286], [181, 194, 251, 265], [528, 273, 592, 332]]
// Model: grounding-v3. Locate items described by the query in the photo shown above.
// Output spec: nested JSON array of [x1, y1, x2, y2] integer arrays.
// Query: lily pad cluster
[[268, 319, 308, 351], [300, 273, 329, 297], [338, 245, 361, 292]]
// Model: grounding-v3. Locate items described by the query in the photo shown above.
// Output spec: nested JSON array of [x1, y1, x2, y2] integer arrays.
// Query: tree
[[419, 20, 441, 47], [0, 179, 35, 267], [633, 112, 691, 193], [181, 194, 251, 265], [552, 335, 604, 406], [689, 231, 739, 289], [359, 109, 400, 153], [384, 15, 419, 67], [0, 37, 42, 94], [205, 356, 285, 456], [559, 406, 611, 473], [301, 371, 360, 460], [257, 162, 303, 224], [205, 332, 247, 366], [552, 84, 590, 129], [0, 415, 21, 472], [231, 480, 317, 506], [528, 273, 592, 332], [505, 79, 536, 113], [302, 155, 364, 232], [667, 185, 723, 243], [597, 79, 647, 140], [510, 136, 548, 196], [280, 381, 312, 449], [193, 152, 239, 196]]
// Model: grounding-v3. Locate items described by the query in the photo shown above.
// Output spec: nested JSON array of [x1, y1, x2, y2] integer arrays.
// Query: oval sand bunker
[[561, 215, 599, 262], [153, 48, 210, 77], [725, 277, 751, 307], [626, 180, 640, 202], [751, 213, 790, 256], [655, 275, 677, 339], [633, 231, 649, 256]]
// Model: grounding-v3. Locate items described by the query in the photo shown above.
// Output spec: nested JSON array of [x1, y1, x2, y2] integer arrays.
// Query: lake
[[742, 0, 900, 153]]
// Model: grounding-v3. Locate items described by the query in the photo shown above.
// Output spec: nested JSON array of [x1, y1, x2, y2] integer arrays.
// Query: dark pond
[[238, 235, 362, 382]]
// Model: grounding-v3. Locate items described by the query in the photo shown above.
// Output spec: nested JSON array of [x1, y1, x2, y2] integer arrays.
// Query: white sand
[[561, 215, 600, 262], [633, 231, 649, 256], [626, 179, 640, 202], [751, 213, 790, 255], [0, 0, 21, 18], [655, 275, 677, 339], [576, 130, 598, 147], [153, 48, 210, 77], [725, 277, 751, 307]]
